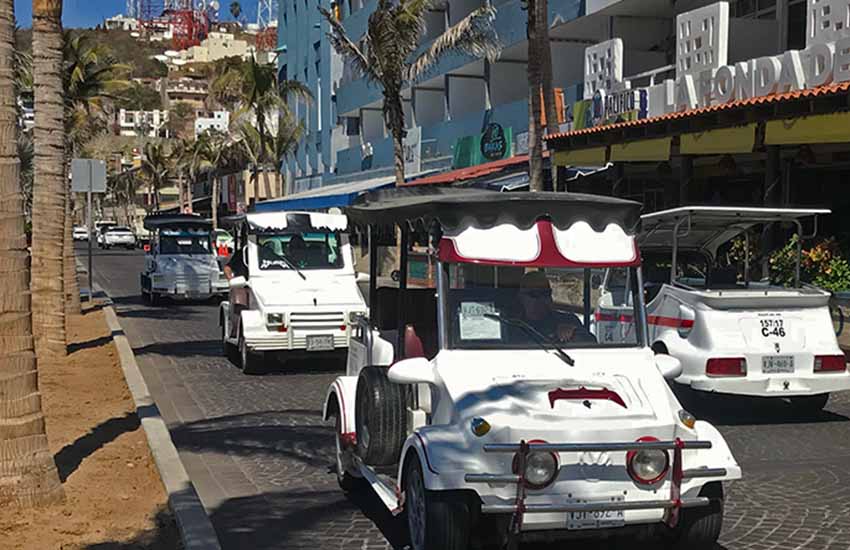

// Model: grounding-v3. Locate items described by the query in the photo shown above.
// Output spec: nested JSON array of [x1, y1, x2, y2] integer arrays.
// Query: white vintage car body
[[602, 206, 850, 402], [140, 214, 228, 302], [219, 211, 367, 369], [324, 189, 740, 549]]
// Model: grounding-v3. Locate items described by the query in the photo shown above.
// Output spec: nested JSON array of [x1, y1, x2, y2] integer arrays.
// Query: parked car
[[606, 206, 849, 412], [72, 226, 89, 241], [140, 214, 228, 305], [99, 226, 136, 249], [219, 211, 368, 374], [323, 188, 740, 550]]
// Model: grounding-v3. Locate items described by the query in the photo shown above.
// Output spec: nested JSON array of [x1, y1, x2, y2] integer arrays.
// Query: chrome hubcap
[[406, 466, 426, 550]]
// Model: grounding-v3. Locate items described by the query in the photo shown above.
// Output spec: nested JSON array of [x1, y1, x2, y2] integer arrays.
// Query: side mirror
[[388, 357, 435, 385], [229, 276, 247, 289], [390, 269, 401, 282], [655, 354, 683, 380]]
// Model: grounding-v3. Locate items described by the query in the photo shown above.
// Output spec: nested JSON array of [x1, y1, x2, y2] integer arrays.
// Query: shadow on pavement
[[134, 339, 222, 358], [68, 334, 114, 354], [54, 412, 141, 482], [208, 487, 408, 550], [674, 386, 850, 425], [84, 505, 180, 549]]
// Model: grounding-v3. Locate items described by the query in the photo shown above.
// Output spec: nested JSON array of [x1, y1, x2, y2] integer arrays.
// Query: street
[[86, 244, 850, 550]]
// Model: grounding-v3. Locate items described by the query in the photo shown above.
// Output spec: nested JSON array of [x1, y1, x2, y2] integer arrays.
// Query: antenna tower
[[257, 0, 277, 29]]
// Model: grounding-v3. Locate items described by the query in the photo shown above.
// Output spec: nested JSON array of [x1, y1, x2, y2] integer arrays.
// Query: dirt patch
[[0, 303, 181, 549]]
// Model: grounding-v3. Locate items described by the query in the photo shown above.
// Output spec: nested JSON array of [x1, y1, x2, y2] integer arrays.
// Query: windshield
[[446, 264, 644, 350], [110, 227, 132, 233], [159, 230, 212, 255], [256, 231, 343, 271]]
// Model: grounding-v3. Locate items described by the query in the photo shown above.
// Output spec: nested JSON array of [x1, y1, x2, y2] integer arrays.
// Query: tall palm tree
[[525, 0, 544, 192], [31, 0, 68, 359], [0, 0, 64, 507], [321, 0, 500, 186], [269, 113, 303, 196], [140, 141, 169, 211], [535, 0, 557, 135], [229, 1, 241, 22]]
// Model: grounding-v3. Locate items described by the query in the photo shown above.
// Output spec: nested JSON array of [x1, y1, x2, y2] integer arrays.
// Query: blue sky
[[14, 0, 252, 29]]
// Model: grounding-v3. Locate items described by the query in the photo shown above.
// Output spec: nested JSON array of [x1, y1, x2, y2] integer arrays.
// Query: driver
[[286, 235, 308, 267], [517, 271, 593, 343]]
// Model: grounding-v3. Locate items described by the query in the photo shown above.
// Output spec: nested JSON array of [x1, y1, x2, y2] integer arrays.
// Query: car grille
[[175, 273, 211, 292], [289, 311, 345, 331]]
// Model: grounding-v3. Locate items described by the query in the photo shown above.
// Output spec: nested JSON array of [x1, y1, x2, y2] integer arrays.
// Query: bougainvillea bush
[[770, 235, 850, 292]]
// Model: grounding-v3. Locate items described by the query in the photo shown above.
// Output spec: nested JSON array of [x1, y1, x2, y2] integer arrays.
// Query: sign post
[[71, 159, 107, 301]]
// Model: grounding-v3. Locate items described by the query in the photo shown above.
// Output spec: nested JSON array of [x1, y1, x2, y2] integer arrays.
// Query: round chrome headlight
[[513, 446, 559, 489], [627, 438, 669, 485]]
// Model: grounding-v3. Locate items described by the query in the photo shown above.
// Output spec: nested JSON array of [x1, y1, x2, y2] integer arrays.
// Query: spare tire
[[355, 366, 407, 466]]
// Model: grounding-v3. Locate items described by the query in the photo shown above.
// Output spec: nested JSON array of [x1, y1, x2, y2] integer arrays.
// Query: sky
[[13, 0, 252, 29]]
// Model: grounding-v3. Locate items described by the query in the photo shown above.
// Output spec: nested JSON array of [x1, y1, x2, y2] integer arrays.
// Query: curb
[[96, 285, 222, 550]]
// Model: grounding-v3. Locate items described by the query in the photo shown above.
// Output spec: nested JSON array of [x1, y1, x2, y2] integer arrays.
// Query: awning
[[680, 124, 757, 155], [610, 138, 671, 162], [765, 112, 850, 145], [553, 147, 608, 167], [471, 165, 611, 192], [254, 176, 396, 212]]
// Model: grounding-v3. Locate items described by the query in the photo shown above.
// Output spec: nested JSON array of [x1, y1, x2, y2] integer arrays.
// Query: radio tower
[[256, 0, 277, 29], [126, 0, 137, 18]]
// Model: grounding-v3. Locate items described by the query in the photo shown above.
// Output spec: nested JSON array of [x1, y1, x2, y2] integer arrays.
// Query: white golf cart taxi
[[140, 214, 228, 305], [324, 188, 740, 550], [617, 206, 850, 411], [219, 211, 367, 374]]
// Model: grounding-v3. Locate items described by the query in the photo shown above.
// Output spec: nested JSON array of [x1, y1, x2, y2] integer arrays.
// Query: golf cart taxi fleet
[[219, 211, 368, 373], [609, 206, 849, 411], [140, 214, 228, 304], [323, 188, 740, 550]]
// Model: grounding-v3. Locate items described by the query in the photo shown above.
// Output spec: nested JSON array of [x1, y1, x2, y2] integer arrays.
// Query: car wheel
[[149, 292, 160, 306], [404, 456, 470, 550], [355, 366, 407, 466], [670, 482, 723, 550], [141, 289, 150, 305], [334, 414, 363, 492], [238, 329, 262, 375], [789, 393, 829, 414]]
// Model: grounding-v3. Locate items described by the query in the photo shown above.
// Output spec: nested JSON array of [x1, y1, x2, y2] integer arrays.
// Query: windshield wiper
[[265, 249, 307, 280], [484, 314, 575, 366]]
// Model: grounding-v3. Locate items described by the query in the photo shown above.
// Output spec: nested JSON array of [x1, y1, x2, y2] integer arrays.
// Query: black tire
[[670, 482, 724, 550], [404, 456, 470, 550], [334, 414, 363, 492], [222, 322, 238, 365], [149, 291, 160, 306], [238, 329, 263, 375], [355, 366, 407, 466], [790, 393, 829, 414]]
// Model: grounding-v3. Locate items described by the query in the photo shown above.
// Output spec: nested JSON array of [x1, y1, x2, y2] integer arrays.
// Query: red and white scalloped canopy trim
[[438, 220, 639, 267]]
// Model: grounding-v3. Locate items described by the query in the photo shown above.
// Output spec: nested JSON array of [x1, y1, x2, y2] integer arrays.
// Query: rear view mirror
[[388, 357, 435, 385], [655, 355, 683, 380], [229, 276, 247, 289]]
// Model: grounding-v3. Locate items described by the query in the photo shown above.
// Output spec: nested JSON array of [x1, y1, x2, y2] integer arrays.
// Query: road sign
[[71, 159, 107, 193], [71, 158, 107, 301]]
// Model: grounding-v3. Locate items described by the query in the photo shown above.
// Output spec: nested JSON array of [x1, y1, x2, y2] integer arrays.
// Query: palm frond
[[318, 6, 377, 82], [278, 79, 314, 104], [408, 5, 501, 82]]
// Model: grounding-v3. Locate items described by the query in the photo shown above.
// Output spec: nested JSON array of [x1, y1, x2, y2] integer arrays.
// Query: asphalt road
[[84, 244, 850, 550]]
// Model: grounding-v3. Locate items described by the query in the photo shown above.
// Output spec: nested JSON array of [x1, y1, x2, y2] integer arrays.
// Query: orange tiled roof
[[545, 81, 850, 142], [404, 151, 550, 187]]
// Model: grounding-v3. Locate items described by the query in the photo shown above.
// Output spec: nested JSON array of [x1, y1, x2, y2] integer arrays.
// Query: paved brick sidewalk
[[87, 245, 850, 550]]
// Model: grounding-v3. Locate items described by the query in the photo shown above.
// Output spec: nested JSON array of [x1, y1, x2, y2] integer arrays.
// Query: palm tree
[[229, 1, 241, 22], [321, 0, 500, 186], [140, 141, 169, 211], [269, 113, 303, 196], [525, 0, 544, 192], [31, 0, 68, 359], [0, 0, 64, 507]]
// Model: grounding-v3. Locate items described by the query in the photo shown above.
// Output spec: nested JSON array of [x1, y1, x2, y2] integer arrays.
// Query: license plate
[[567, 498, 625, 530], [306, 335, 334, 351], [762, 355, 794, 374]]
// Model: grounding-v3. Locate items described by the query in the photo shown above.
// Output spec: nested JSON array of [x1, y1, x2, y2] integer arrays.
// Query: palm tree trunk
[[0, 0, 64, 507], [260, 168, 272, 200], [527, 0, 544, 192], [186, 173, 193, 213], [211, 173, 219, 229], [31, 0, 67, 359], [177, 172, 185, 212], [537, 0, 557, 134], [63, 186, 81, 320], [385, 90, 405, 187]]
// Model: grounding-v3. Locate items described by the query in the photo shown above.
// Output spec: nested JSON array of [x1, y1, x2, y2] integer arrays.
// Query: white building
[[105, 15, 139, 32], [195, 110, 230, 136], [116, 109, 169, 138]]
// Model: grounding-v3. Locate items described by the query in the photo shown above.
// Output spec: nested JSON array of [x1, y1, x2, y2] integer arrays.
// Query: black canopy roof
[[345, 187, 642, 233], [143, 213, 212, 231]]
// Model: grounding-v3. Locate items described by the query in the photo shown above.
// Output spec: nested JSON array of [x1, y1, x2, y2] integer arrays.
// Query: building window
[[731, 0, 778, 18]]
